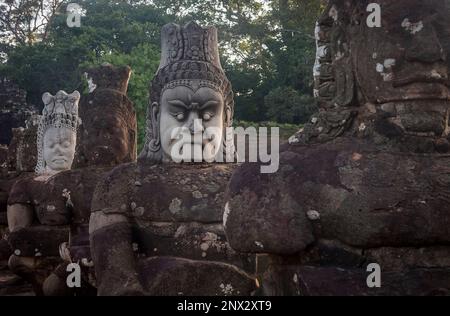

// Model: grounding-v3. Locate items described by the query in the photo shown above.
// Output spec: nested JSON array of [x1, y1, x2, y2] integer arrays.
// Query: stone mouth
[[51, 157, 67, 163]]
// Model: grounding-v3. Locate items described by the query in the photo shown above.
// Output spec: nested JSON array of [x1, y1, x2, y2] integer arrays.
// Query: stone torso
[[7, 168, 108, 258], [91, 162, 253, 271]]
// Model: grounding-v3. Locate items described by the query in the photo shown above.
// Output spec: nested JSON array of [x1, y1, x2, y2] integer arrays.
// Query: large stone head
[[140, 22, 234, 163], [74, 64, 137, 167], [310, 0, 450, 152], [36, 90, 80, 174]]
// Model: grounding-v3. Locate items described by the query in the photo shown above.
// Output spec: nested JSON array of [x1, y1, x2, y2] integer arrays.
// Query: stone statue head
[[74, 65, 137, 167], [139, 21, 234, 163], [36, 90, 80, 174], [300, 0, 450, 152]]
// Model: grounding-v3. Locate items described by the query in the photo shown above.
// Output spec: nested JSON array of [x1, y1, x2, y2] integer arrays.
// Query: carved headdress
[[140, 21, 234, 161], [35, 90, 81, 173]]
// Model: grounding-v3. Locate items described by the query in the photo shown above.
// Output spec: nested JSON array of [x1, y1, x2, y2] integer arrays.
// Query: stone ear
[[42, 92, 53, 105], [151, 102, 160, 124], [151, 101, 159, 113], [149, 101, 161, 151]]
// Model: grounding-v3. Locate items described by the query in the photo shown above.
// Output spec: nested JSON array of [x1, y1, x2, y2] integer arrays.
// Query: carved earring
[[223, 105, 235, 161], [149, 102, 161, 152]]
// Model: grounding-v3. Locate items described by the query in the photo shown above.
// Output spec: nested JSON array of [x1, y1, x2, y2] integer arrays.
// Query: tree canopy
[[0, 0, 323, 148]]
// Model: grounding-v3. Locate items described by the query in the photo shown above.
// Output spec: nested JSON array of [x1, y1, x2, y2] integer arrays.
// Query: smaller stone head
[[140, 21, 234, 163], [75, 65, 137, 167], [36, 90, 80, 174]]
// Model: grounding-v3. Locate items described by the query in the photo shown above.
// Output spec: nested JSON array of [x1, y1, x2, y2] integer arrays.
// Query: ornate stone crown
[[41, 90, 81, 132], [150, 21, 232, 104], [35, 90, 81, 173]]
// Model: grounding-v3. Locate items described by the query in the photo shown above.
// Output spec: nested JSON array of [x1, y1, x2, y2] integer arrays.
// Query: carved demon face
[[159, 81, 225, 162]]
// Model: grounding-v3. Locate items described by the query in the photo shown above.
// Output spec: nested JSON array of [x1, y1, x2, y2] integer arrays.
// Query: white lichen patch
[[200, 242, 210, 252], [200, 232, 226, 253], [62, 189, 74, 208], [14, 249, 21, 256], [288, 135, 300, 144], [401, 18, 424, 35], [431, 69, 442, 79], [223, 202, 231, 227], [359, 123, 367, 132], [84, 73, 97, 93], [81, 258, 94, 267], [220, 283, 235, 295], [46, 205, 56, 212], [169, 198, 182, 214], [307, 210, 321, 221], [293, 273, 299, 284], [316, 45, 328, 59], [376, 63, 384, 73], [254, 241, 264, 249], [192, 190, 203, 199], [383, 59, 396, 69], [328, 5, 338, 21], [174, 225, 187, 238]]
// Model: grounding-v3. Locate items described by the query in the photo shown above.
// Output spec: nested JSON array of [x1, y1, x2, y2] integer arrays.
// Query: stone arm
[[7, 203, 70, 257], [7, 203, 33, 232], [89, 210, 146, 296], [224, 159, 315, 255]]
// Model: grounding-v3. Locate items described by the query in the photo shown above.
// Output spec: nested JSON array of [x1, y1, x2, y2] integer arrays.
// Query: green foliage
[[265, 86, 316, 124], [1, 0, 322, 149], [82, 43, 160, 151], [233, 120, 303, 141]]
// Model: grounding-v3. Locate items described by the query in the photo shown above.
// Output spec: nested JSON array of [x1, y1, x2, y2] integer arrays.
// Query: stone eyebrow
[[168, 100, 189, 109], [200, 100, 219, 110]]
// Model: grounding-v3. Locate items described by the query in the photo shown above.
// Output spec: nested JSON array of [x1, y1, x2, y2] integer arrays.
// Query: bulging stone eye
[[203, 113, 212, 121], [176, 113, 184, 121]]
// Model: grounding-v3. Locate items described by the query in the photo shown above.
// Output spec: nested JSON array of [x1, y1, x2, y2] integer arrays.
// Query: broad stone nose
[[187, 113, 204, 134]]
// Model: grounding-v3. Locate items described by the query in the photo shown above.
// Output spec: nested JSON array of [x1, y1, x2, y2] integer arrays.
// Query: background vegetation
[[0, 0, 323, 147]]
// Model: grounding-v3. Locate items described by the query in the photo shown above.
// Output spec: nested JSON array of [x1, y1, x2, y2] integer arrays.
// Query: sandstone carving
[[225, 0, 450, 295], [90, 22, 255, 296]]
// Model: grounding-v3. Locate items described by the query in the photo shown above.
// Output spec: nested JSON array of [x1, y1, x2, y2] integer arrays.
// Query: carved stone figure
[[4, 90, 80, 294], [41, 64, 138, 296], [74, 64, 137, 168], [2, 64, 138, 295], [225, 0, 450, 295], [90, 22, 255, 296]]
